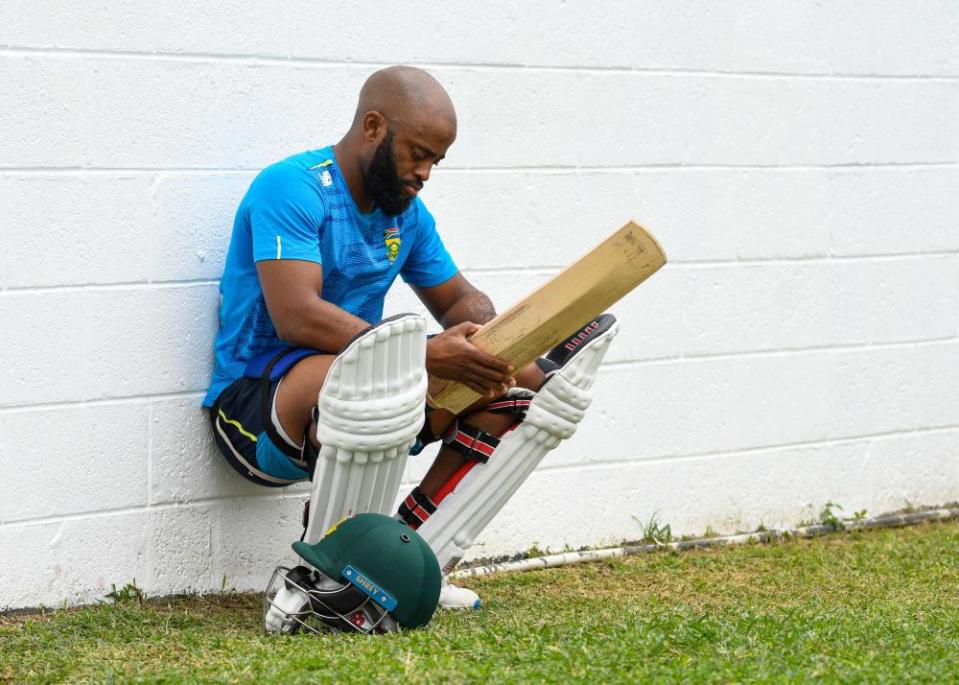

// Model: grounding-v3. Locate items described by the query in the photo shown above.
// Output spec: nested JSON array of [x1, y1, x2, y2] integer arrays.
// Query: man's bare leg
[[273, 354, 337, 449]]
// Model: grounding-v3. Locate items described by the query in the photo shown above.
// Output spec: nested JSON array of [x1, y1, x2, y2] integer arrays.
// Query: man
[[203, 66, 546, 608]]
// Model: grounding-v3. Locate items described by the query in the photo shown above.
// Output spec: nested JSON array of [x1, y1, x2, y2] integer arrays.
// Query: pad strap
[[397, 486, 438, 530], [441, 420, 499, 463], [485, 393, 534, 416]]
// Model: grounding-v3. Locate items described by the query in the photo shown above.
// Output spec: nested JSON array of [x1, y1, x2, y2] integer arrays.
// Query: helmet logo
[[343, 565, 398, 611]]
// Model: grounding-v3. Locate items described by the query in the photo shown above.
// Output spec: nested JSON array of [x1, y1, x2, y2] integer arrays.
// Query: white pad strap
[[417, 320, 619, 574], [304, 314, 427, 543]]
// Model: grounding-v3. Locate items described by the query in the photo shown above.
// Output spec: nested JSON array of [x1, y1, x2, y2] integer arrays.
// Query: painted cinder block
[[565, 341, 959, 467], [0, 57, 87, 167], [5, 56, 956, 171], [442, 69, 959, 168], [149, 396, 254, 505], [0, 290, 89, 407], [0, 513, 152, 610], [0, 176, 9, 288], [81, 284, 219, 399], [147, 505, 213, 596], [860, 429, 959, 511], [0, 284, 216, 407], [424, 167, 959, 269], [286, 2, 959, 77], [148, 396, 312, 505], [607, 256, 959, 363], [0, 1, 156, 52], [0, 402, 149, 522], [458, 428, 959, 561], [149, 172, 255, 282], [393, 251, 957, 372], [2, 175, 154, 288], [3, 2, 957, 76], [210, 496, 307, 592], [78, 59, 359, 169], [0, 57, 355, 169]]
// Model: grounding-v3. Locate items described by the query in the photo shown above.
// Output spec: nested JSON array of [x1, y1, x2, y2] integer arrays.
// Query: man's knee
[[513, 361, 546, 392], [274, 354, 337, 447], [457, 408, 515, 435]]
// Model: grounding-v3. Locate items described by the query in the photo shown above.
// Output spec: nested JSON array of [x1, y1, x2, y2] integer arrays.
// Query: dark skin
[[258, 66, 544, 497]]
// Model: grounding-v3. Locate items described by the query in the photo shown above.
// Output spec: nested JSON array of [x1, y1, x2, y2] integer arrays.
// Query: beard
[[363, 130, 417, 217]]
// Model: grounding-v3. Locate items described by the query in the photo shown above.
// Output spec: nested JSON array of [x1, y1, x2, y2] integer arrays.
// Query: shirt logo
[[310, 159, 334, 188], [384, 227, 400, 264]]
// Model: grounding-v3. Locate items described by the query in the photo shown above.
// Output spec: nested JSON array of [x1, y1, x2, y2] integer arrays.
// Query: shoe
[[438, 579, 481, 609]]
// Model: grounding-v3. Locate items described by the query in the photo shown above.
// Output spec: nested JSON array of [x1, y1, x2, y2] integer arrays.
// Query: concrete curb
[[450, 507, 959, 579]]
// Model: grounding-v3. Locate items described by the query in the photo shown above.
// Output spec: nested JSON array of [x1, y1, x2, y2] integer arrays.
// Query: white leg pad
[[304, 314, 427, 543], [418, 320, 619, 574]]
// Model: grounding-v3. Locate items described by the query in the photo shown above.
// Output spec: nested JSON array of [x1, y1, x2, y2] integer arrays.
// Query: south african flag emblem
[[384, 227, 400, 264]]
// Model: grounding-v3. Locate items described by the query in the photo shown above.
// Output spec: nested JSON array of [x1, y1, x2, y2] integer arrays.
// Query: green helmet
[[264, 513, 441, 634]]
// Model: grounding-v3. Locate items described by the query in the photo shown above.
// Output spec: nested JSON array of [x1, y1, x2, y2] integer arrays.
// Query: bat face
[[431, 220, 666, 413]]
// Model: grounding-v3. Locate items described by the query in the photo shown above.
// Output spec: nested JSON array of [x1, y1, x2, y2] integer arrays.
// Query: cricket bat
[[430, 220, 666, 413]]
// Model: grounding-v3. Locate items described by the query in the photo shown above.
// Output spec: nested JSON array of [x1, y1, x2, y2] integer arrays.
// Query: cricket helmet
[[264, 513, 442, 634]]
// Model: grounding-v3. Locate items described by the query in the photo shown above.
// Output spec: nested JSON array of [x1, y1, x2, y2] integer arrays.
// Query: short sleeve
[[248, 163, 325, 264], [400, 201, 459, 287]]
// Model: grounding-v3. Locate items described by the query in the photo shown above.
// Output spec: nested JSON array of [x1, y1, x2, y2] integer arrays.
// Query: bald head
[[352, 66, 457, 135], [337, 67, 457, 216]]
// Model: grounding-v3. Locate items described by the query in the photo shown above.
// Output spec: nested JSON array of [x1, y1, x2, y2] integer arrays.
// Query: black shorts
[[209, 348, 323, 487]]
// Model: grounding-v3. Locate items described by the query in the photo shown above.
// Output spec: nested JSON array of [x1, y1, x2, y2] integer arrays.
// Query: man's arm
[[413, 272, 514, 396], [257, 259, 369, 353], [412, 272, 496, 327]]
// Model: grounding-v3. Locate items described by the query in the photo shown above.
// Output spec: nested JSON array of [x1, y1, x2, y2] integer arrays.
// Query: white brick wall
[[2, 3, 957, 609]]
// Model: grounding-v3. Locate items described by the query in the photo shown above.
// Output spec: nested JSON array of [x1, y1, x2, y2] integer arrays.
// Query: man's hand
[[426, 322, 515, 397]]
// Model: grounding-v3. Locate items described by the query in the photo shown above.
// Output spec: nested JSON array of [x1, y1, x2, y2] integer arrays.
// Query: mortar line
[[536, 422, 959, 475], [1, 162, 956, 175], [463, 251, 959, 273], [3, 491, 312, 529], [601, 335, 959, 368], [5, 423, 958, 529], [0, 279, 219, 293], [0, 390, 205, 415], [146, 402, 154, 507], [1, 336, 956, 415], [673, 251, 959, 266], [3, 251, 957, 295], [2, 46, 958, 82]]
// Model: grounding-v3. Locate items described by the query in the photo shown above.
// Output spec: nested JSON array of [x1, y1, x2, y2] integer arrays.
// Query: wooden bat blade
[[431, 220, 666, 413]]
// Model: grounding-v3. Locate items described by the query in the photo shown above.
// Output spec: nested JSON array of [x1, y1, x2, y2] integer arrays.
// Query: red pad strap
[[441, 420, 499, 462], [433, 422, 521, 505], [397, 486, 438, 530], [485, 397, 533, 414]]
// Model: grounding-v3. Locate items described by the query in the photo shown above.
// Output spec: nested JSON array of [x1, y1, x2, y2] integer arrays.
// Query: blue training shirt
[[203, 146, 458, 406]]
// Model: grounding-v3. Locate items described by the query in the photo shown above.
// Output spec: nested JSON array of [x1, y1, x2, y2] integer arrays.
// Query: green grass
[[3, 521, 959, 684]]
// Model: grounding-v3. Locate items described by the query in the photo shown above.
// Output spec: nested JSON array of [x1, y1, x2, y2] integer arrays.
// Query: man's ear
[[362, 111, 387, 143]]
